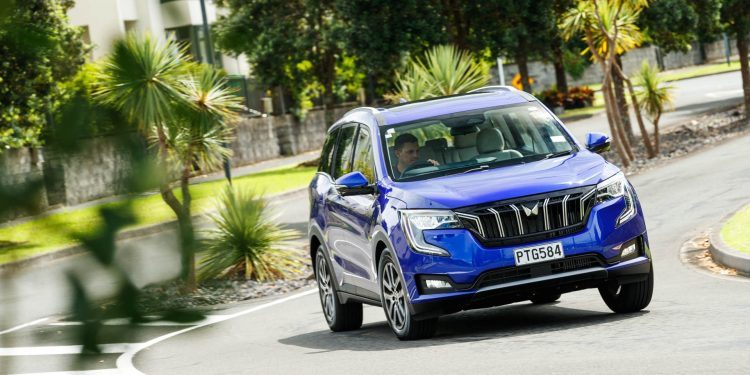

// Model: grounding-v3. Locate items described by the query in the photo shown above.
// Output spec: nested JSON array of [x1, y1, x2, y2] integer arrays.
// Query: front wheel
[[599, 267, 654, 313], [378, 250, 438, 340], [315, 249, 362, 331]]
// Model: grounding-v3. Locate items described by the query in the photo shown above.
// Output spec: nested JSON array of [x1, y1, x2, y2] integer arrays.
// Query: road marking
[[0, 318, 49, 336], [10, 370, 122, 375], [0, 343, 143, 356], [116, 288, 317, 375], [49, 315, 231, 327], [705, 89, 743, 98]]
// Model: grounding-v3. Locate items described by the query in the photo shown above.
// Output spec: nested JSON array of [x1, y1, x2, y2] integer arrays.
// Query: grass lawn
[[586, 60, 740, 92], [721, 204, 750, 255], [0, 165, 316, 265]]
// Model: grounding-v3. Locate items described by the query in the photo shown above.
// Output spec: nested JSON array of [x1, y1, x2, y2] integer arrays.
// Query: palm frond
[[635, 60, 673, 120], [198, 186, 304, 282]]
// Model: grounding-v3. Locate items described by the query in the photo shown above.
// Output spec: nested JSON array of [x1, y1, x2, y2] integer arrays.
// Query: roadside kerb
[[709, 212, 750, 277], [0, 187, 307, 275]]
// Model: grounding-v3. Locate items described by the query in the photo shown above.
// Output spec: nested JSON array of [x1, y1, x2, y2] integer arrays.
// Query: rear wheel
[[378, 250, 438, 340], [599, 267, 654, 313], [530, 291, 561, 304], [315, 249, 362, 331]]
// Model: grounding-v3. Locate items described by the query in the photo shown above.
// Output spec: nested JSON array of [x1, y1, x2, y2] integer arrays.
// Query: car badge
[[522, 202, 539, 217]]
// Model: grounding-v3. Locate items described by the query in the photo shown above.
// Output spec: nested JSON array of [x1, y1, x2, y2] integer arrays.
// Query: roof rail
[[342, 106, 380, 118], [468, 85, 518, 94]]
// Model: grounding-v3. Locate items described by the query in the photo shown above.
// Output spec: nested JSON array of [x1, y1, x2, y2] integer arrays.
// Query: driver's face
[[395, 142, 419, 165]]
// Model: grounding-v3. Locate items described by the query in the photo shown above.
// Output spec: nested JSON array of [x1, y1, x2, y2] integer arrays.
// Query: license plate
[[514, 242, 564, 266]]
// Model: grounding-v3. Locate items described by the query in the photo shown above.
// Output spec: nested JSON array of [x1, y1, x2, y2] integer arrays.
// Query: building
[[67, 0, 251, 77]]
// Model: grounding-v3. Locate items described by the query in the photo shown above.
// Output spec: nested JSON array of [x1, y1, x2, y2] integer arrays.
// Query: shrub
[[536, 85, 594, 109], [198, 187, 303, 281]]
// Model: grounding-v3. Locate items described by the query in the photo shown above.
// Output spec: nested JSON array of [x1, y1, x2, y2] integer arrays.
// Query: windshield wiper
[[543, 150, 573, 160], [462, 164, 490, 174]]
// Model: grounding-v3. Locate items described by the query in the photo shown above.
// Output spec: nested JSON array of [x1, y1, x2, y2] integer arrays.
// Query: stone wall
[[0, 106, 349, 223], [496, 39, 740, 91], [0, 148, 48, 221]]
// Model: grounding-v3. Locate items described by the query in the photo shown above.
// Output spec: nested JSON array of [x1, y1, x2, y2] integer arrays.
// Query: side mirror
[[585, 132, 611, 154], [334, 171, 375, 196]]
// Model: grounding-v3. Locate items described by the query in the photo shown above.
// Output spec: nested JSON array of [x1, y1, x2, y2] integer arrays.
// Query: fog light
[[425, 279, 452, 289], [621, 243, 637, 258]]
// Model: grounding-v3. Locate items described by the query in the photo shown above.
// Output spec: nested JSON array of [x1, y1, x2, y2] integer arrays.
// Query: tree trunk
[[180, 165, 196, 290], [653, 111, 661, 155], [613, 63, 656, 158], [738, 34, 750, 117], [601, 76, 631, 167], [613, 56, 635, 143], [552, 41, 568, 94], [517, 51, 532, 93], [603, 79, 635, 163]]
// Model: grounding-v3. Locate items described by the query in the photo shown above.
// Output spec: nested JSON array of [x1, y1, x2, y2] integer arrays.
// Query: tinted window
[[318, 128, 340, 174], [352, 125, 376, 183], [331, 124, 358, 179]]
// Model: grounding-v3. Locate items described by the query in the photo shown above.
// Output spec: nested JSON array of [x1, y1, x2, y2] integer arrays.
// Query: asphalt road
[[565, 70, 744, 141], [127, 132, 750, 375]]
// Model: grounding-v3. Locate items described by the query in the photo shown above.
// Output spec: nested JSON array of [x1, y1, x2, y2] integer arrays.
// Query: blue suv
[[308, 86, 653, 340]]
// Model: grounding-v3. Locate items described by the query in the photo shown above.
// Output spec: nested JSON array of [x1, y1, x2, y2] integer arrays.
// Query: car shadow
[[279, 303, 648, 352]]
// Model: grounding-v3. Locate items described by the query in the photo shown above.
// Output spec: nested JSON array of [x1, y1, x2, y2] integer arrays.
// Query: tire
[[530, 291, 561, 304], [599, 267, 654, 313], [378, 250, 438, 340], [315, 249, 362, 332]]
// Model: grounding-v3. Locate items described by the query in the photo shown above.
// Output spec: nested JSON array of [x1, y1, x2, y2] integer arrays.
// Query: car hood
[[389, 151, 619, 209]]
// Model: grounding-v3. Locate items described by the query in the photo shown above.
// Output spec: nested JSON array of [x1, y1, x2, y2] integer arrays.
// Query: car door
[[325, 124, 379, 294]]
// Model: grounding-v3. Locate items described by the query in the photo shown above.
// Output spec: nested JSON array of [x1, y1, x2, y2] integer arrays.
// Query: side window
[[318, 128, 340, 174], [352, 124, 376, 183], [331, 124, 358, 179]]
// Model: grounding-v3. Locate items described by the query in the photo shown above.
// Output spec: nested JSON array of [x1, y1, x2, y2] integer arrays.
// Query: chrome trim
[[542, 197, 551, 231], [561, 194, 570, 227], [456, 212, 485, 237], [487, 208, 505, 237], [509, 204, 524, 235], [580, 188, 596, 220], [476, 267, 607, 293]]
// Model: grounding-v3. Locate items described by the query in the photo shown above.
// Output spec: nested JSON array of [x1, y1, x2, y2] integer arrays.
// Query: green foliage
[[335, 0, 446, 98], [0, 0, 88, 150], [199, 186, 303, 281], [214, 0, 349, 115], [635, 60, 673, 120], [720, 0, 750, 38], [94, 34, 190, 131], [639, 0, 699, 53], [55, 63, 132, 137], [563, 47, 589, 80], [387, 45, 489, 102]]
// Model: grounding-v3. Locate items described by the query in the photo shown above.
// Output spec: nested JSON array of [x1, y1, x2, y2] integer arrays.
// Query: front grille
[[472, 254, 606, 290], [456, 186, 597, 246]]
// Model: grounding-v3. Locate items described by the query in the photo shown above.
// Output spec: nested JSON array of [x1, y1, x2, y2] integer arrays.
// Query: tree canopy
[[0, 0, 87, 150]]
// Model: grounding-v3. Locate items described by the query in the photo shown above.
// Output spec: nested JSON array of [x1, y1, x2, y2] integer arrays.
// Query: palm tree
[[387, 45, 489, 103], [95, 33, 240, 289], [560, 0, 655, 164], [636, 60, 673, 154]]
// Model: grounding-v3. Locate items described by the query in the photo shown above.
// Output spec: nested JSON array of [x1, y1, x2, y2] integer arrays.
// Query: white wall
[[68, 0, 126, 60]]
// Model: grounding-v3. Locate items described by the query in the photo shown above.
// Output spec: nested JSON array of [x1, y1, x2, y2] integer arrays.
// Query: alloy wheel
[[316, 255, 335, 324], [382, 262, 407, 331]]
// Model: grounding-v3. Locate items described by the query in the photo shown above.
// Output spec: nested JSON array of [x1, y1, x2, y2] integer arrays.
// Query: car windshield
[[382, 102, 577, 181]]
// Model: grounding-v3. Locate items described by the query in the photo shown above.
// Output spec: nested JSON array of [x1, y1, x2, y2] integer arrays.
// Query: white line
[[0, 318, 49, 336], [10, 369, 122, 375], [0, 343, 143, 356], [116, 288, 317, 375], [50, 315, 231, 327]]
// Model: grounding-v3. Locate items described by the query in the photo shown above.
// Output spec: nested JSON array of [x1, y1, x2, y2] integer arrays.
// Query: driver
[[393, 133, 439, 178]]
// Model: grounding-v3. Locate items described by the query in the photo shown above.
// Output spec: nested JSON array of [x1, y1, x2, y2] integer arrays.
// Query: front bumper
[[409, 255, 652, 319]]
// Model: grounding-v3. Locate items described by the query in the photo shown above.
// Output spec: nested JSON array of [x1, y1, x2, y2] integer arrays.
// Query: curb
[[708, 211, 750, 277], [0, 187, 307, 275]]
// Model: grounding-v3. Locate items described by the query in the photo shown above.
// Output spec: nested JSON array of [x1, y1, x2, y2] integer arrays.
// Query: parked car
[[308, 86, 654, 340]]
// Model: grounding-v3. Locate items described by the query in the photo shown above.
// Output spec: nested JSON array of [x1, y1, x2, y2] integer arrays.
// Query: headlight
[[400, 210, 462, 256], [596, 172, 637, 226]]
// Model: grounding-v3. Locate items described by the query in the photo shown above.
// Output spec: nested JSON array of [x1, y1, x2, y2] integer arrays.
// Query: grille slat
[[457, 186, 597, 246]]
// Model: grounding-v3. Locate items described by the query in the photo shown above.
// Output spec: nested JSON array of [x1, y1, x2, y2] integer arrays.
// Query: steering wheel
[[401, 161, 436, 175]]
